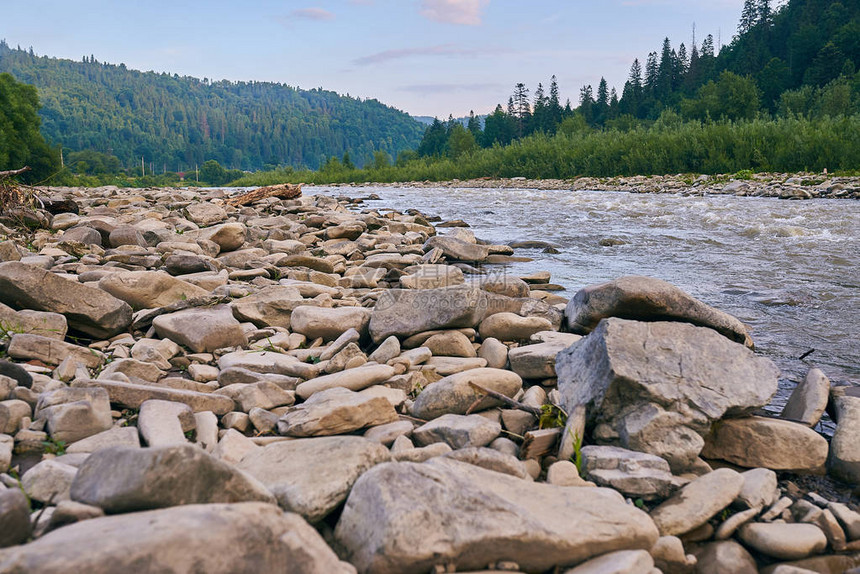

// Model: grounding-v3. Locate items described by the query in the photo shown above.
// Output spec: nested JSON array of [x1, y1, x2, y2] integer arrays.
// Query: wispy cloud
[[352, 44, 490, 66], [420, 0, 490, 26], [288, 7, 335, 21]]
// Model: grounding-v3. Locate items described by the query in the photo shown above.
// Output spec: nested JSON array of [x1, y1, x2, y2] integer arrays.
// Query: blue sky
[[1, 0, 746, 117]]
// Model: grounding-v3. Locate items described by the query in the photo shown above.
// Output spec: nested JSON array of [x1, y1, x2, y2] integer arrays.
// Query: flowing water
[[311, 185, 860, 415]]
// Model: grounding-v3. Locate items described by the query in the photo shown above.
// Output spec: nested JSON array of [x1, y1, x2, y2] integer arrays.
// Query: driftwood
[[225, 183, 302, 207], [0, 167, 31, 178], [466, 381, 543, 416], [520, 428, 562, 460]]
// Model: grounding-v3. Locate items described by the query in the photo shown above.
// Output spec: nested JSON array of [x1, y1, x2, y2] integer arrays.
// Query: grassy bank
[[230, 115, 860, 187]]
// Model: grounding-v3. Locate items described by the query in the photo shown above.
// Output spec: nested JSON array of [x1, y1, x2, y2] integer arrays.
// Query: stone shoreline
[[0, 186, 858, 573], [325, 172, 860, 200]]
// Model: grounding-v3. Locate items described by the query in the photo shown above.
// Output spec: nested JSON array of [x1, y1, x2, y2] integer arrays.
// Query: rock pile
[[0, 185, 857, 573]]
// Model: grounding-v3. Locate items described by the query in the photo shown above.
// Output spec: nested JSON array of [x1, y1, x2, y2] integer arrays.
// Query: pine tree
[[739, 0, 758, 35], [548, 75, 562, 130]]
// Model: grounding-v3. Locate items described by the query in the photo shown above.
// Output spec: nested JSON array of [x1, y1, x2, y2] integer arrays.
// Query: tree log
[[225, 183, 301, 207]]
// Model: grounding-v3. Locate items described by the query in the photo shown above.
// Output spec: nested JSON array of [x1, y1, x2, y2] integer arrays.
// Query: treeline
[[414, 0, 860, 159], [0, 42, 424, 172], [0, 73, 58, 183], [233, 115, 860, 186]]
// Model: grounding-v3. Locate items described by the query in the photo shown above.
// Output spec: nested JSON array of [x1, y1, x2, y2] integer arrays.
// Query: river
[[310, 185, 859, 417]]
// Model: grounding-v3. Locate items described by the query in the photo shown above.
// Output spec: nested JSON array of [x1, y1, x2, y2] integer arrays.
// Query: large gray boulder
[[556, 318, 778, 472], [564, 276, 753, 348], [153, 305, 247, 353], [0, 262, 132, 339], [34, 387, 113, 444], [0, 489, 30, 548], [0, 503, 355, 574], [335, 458, 658, 574], [277, 387, 399, 437], [229, 285, 304, 329], [581, 445, 683, 501], [780, 368, 830, 427], [98, 271, 210, 311], [0, 302, 67, 340], [827, 386, 860, 485], [424, 236, 490, 262], [410, 367, 522, 420], [237, 436, 391, 523], [369, 285, 489, 343], [70, 445, 275, 512]]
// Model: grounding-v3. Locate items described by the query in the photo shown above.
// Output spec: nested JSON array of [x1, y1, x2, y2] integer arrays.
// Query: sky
[[1, 0, 747, 118]]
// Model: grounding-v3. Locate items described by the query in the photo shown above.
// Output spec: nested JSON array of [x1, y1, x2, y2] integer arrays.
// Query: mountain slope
[[0, 42, 424, 171]]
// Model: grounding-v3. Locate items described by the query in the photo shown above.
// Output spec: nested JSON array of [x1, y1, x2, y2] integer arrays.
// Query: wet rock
[[70, 445, 274, 512], [277, 387, 398, 437], [564, 276, 753, 348], [0, 502, 354, 574], [335, 458, 658, 574], [649, 468, 744, 536], [557, 318, 778, 472], [290, 305, 371, 341], [0, 488, 31, 548], [153, 305, 247, 353], [369, 285, 489, 343], [581, 445, 682, 501], [0, 262, 132, 338], [780, 368, 830, 426], [238, 436, 391, 523], [413, 414, 502, 449], [738, 523, 827, 560], [34, 387, 113, 443], [98, 271, 210, 310], [411, 368, 522, 420], [701, 416, 828, 473]]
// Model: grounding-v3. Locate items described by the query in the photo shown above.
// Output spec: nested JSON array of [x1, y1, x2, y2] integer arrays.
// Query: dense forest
[[411, 0, 860, 159], [0, 41, 424, 173]]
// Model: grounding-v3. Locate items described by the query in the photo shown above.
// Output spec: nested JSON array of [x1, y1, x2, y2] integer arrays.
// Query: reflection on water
[[314, 186, 860, 395]]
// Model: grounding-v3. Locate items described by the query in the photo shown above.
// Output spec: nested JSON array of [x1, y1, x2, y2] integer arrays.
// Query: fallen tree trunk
[[0, 167, 31, 178], [225, 183, 302, 207]]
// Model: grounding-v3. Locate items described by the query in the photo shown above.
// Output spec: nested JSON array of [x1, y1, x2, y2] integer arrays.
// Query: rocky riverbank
[[329, 172, 860, 200], [0, 186, 858, 573]]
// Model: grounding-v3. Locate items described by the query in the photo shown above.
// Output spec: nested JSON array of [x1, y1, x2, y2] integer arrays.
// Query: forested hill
[[0, 42, 424, 171]]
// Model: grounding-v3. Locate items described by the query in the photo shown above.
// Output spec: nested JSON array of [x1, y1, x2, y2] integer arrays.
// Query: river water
[[311, 185, 860, 412]]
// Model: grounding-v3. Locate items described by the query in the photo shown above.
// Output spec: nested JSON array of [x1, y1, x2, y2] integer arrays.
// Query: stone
[[364, 420, 414, 445], [289, 305, 371, 341], [44, 500, 105, 533], [368, 335, 401, 364], [0, 360, 33, 389], [199, 222, 246, 252], [8, 334, 103, 368], [217, 350, 319, 379], [153, 305, 247, 353], [0, 489, 31, 548], [277, 387, 399, 437], [212, 429, 259, 465], [564, 276, 753, 348], [692, 541, 757, 574], [738, 523, 828, 560], [701, 417, 828, 473], [0, 400, 32, 434], [184, 202, 227, 226], [715, 507, 760, 540], [650, 468, 744, 536], [650, 536, 696, 574], [508, 339, 578, 380], [335, 458, 658, 574], [319, 328, 361, 361], [411, 368, 522, 420], [413, 414, 502, 449], [98, 271, 210, 311], [22, 459, 78, 504], [238, 436, 391, 523], [581, 445, 681, 501], [0, 302, 67, 340], [827, 388, 860, 485], [229, 285, 304, 328], [65, 426, 141, 454], [556, 318, 779, 472], [0, 502, 355, 573], [72, 379, 234, 414], [424, 235, 490, 262], [138, 399, 194, 447], [828, 501, 860, 541], [400, 264, 465, 289], [70, 445, 274, 512], [424, 356, 487, 375], [563, 550, 655, 574], [423, 330, 477, 358], [0, 434, 11, 472], [546, 460, 594, 487], [295, 364, 396, 400], [108, 225, 146, 248], [444, 447, 531, 479], [478, 337, 508, 369], [164, 254, 212, 275], [479, 312, 553, 342], [0, 261, 132, 338], [781, 368, 830, 426], [736, 468, 779, 510], [473, 275, 531, 298], [369, 285, 489, 343], [34, 387, 113, 443]]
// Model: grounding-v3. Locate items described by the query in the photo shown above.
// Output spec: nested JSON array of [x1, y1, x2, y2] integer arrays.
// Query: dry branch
[[225, 183, 302, 207]]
